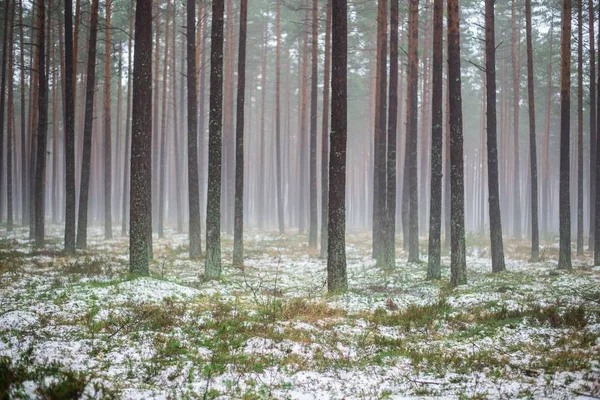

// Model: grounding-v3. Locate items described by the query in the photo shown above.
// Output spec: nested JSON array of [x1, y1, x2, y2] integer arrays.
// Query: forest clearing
[[1, 227, 599, 399]]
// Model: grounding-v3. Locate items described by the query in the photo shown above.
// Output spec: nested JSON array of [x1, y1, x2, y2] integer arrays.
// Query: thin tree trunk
[[75, 0, 99, 249], [158, 0, 171, 239], [171, 3, 183, 233], [34, 0, 48, 247], [320, 0, 332, 258], [485, 0, 506, 273], [308, 0, 319, 248], [576, 0, 583, 255], [63, 0, 76, 250], [558, 0, 572, 269], [19, 0, 26, 225], [232, 0, 248, 266], [205, 0, 225, 279], [187, 0, 202, 258], [542, 22, 554, 237], [0, 0, 12, 224], [6, 0, 14, 231], [525, 0, 539, 261], [447, 0, 466, 286], [427, 0, 443, 279], [405, 0, 419, 262], [275, 0, 284, 234], [327, 0, 347, 293], [121, 0, 134, 236], [103, 0, 113, 239], [588, 0, 596, 250], [511, 0, 522, 238]]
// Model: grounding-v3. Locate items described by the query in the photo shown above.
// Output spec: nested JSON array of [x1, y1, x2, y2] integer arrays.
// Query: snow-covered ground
[[0, 225, 599, 399]]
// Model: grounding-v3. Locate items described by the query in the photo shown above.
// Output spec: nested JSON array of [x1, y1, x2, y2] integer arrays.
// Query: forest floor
[[0, 225, 599, 399]]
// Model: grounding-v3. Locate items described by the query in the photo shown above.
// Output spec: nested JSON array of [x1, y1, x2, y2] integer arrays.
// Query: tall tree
[[121, 0, 134, 236], [275, 0, 284, 234], [525, 0, 539, 261], [308, 0, 319, 248], [511, 0, 521, 238], [427, 0, 443, 279], [158, 0, 171, 239], [187, 0, 202, 258], [64, 0, 76, 250], [0, 0, 11, 224], [233, 0, 248, 266], [405, 0, 420, 262], [558, 0, 572, 270], [19, 0, 26, 226], [33, 0, 48, 247], [327, 0, 347, 293], [320, 0, 332, 257], [205, 0, 225, 279], [381, 0, 399, 268], [485, 0, 506, 273], [129, 0, 153, 274], [6, 0, 14, 231], [447, 0, 466, 286], [103, 0, 113, 239], [576, 0, 583, 255], [75, 0, 100, 249], [588, 0, 596, 250], [373, 0, 387, 261]]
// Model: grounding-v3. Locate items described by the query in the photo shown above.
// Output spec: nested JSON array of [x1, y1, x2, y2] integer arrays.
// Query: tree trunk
[[63, 0, 76, 250], [381, 0, 398, 268], [19, 0, 26, 225], [511, 0, 522, 238], [542, 22, 554, 237], [405, 0, 419, 262], [6, 0, 14, 231], [187, 0, 202, 258], [205, 0, 225, 279], [447, 0, 466, 286], [34, 0, 48, 247], [427, 0, 443, 279], [320, 0, 332, 258], [232, 0, 248, 266], [121, 0, 134, 236], [588, 0, 596, 250], [525, 0, 539, 261], [576, 0, 583, 255], [373, 0, 387, 261], [129, 0, 153, 275], [327, 0, 347, 293], [308, 0, 319, 247], [485, 0, 506, 273], [275, 0, 284, 234], [158, 0, 171, 239], [171, 3, 183, 233], [103, 0, 113, 239], [558, 0, 572, 269], [0, 0, 11, 225]]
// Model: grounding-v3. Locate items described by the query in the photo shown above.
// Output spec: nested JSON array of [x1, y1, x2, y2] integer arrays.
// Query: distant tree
[[576, 0, 583, 256], [485, 0, 505, 273], [558, 0, 572, 270], [129, 0, 153, 275], [308, 0, 319, 248], [327, 0, 348, 293], [75, 0, 100, 249], [205, 0, 225, 279], [275, 0, 284, 235], [158, 0, 171, 239], [588, 0, 597, 251], [233, 0, 248, 266], [121, 0, 134, 237], [511, 0, 521, 239], [34, 0, 48, 247], [320, 0, 332, 258], [103, 0, 113, 240], [447, 0, 466, 286], [427, 0, 443, 280], [525, 0, 539, 261]]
